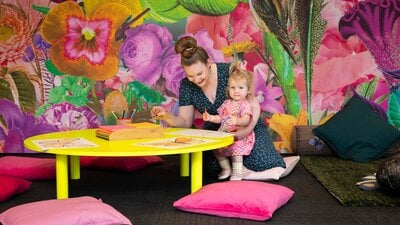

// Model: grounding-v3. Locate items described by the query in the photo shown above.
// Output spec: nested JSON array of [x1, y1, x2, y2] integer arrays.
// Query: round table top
[[24, 128, 234, 156]]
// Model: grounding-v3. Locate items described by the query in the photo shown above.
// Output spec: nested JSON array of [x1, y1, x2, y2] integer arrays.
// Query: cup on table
[[116, 118, 132, 125]]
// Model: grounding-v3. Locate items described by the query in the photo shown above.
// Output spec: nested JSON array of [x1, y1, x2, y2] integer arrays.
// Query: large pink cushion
[[0, 196, 132, 225], [80, 156, 163, 171], [0, 156, 55, 180], [0, 175, 31, 203], [173, 180, 294, 221]]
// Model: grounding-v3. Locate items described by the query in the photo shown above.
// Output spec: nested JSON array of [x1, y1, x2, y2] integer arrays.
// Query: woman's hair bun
[[175, 36, 198, 58]]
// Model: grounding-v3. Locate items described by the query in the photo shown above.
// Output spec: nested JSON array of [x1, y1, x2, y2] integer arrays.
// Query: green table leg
[[191, 151, 203, 193], [70, 156, 80, 179], [180, 153, 189, 177], [56, 154, 69, 199]]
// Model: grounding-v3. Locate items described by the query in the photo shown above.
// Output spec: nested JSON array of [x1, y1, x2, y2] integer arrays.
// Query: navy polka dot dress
[[179, 63, 285, 174]]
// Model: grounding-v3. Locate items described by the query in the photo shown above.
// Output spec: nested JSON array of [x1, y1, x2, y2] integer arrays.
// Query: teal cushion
[[313, 95, 400, 162]]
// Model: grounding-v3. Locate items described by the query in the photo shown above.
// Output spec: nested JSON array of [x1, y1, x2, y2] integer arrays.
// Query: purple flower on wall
[[120, 23, 174, 86], [33, 33, 51, 51], [0, 99, 58, 153], [253, 63, 284, 114], [33, 33, 51, 53], [22, 46, 35, 62], [23, 34, 51, 62], [37, 102, 99, 131], [161, 47, 186, 97], [339, 0, 400, 86]]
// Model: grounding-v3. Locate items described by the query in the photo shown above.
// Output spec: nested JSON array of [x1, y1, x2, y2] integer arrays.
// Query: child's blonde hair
[[227, 63, 254, 98]]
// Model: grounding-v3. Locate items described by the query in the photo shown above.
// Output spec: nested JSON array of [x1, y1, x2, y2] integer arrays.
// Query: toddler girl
[[203, 66, 255, 181]]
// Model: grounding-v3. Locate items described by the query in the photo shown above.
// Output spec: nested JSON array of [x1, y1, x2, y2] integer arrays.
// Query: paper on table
[[32, 138, 98, 151], [166, 129, 233, 138], [134, 137, 217, 149]]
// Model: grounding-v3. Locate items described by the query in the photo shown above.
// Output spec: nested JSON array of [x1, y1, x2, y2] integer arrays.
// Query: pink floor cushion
[[0, 196, 132, 225], [0, 175, 31, 203], [0, 156, 55, 180], [173, 180, 294, 221], [80, 156, 163, 171]]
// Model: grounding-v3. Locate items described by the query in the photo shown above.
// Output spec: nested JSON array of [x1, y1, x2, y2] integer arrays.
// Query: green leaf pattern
[[264, 32, 301, 117], [139, 0, 191, 23], [0, 79, 13, 102], [9, 70, 37, 114], [178, 0, 241, 16], [293, 0, 327, 124], [388, 89, 400, 128]]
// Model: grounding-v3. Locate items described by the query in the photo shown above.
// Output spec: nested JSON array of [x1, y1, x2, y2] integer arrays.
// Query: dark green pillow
[[313, 95, 400, 162]]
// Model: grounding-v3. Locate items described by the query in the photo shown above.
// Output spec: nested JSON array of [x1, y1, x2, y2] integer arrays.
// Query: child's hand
[[151, 106, 166, 119], [226, 116, 238, 126], [203, 110, 211, 121]]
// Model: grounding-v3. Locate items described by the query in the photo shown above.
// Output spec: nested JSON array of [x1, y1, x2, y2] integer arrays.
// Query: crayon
[[111, 111, 118, 119]]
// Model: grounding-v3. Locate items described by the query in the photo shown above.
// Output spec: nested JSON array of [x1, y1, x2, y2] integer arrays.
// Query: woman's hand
[[151, 106, 166, 120], [231, 125, 252, 140]]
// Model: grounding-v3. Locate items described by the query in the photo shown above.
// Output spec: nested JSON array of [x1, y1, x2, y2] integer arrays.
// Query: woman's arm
[[231, 96, 260, 140], [151, 105, 194, 128]]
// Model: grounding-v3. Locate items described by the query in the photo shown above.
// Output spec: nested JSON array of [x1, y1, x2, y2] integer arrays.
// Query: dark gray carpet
[[1, 155, 400, 225]]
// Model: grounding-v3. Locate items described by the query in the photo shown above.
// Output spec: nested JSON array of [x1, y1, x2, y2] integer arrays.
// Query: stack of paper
[[96, 122, 163, 141]]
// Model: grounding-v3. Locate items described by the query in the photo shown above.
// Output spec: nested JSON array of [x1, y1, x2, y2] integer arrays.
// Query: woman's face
[[183, 61, 210, 88]]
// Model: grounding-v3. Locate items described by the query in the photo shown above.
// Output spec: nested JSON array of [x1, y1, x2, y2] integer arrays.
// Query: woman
[[151, 36, 285, 175]]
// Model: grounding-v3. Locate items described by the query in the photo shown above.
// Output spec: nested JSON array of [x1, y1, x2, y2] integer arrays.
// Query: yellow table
[[24, 128, 233, 199]]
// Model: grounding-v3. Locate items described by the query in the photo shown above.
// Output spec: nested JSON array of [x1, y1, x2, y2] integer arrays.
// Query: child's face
[[228, 78, 249, 102]]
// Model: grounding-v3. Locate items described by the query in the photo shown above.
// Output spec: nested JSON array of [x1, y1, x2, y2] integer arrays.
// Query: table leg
[[56, 154, 69, 199], [70, 156, 80, 179], [191, 151, 203, 193], [180, 153, 189, 177]]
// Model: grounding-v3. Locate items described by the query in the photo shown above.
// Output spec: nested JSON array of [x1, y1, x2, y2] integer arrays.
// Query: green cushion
[[313, 95, 400, 162]]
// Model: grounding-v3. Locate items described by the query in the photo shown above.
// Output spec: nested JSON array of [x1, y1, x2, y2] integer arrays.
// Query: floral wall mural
[[0, 0, 397, 153]]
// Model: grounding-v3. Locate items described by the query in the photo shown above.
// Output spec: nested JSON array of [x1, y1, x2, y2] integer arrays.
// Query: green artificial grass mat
[[301, 156, 400, 207]]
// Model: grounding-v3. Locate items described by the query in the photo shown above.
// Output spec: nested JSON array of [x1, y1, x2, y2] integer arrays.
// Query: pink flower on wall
[[186, 2, 262, 70], [321, 0, 358, 30], [294, 1, 383, 113], [295, 30, 381, 112], [0, 3, 31, 65], [104, 67, 135, 91], [120, 23, 174, 86], [1, 0, 52, 65], [3, 0, 54, 31]]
